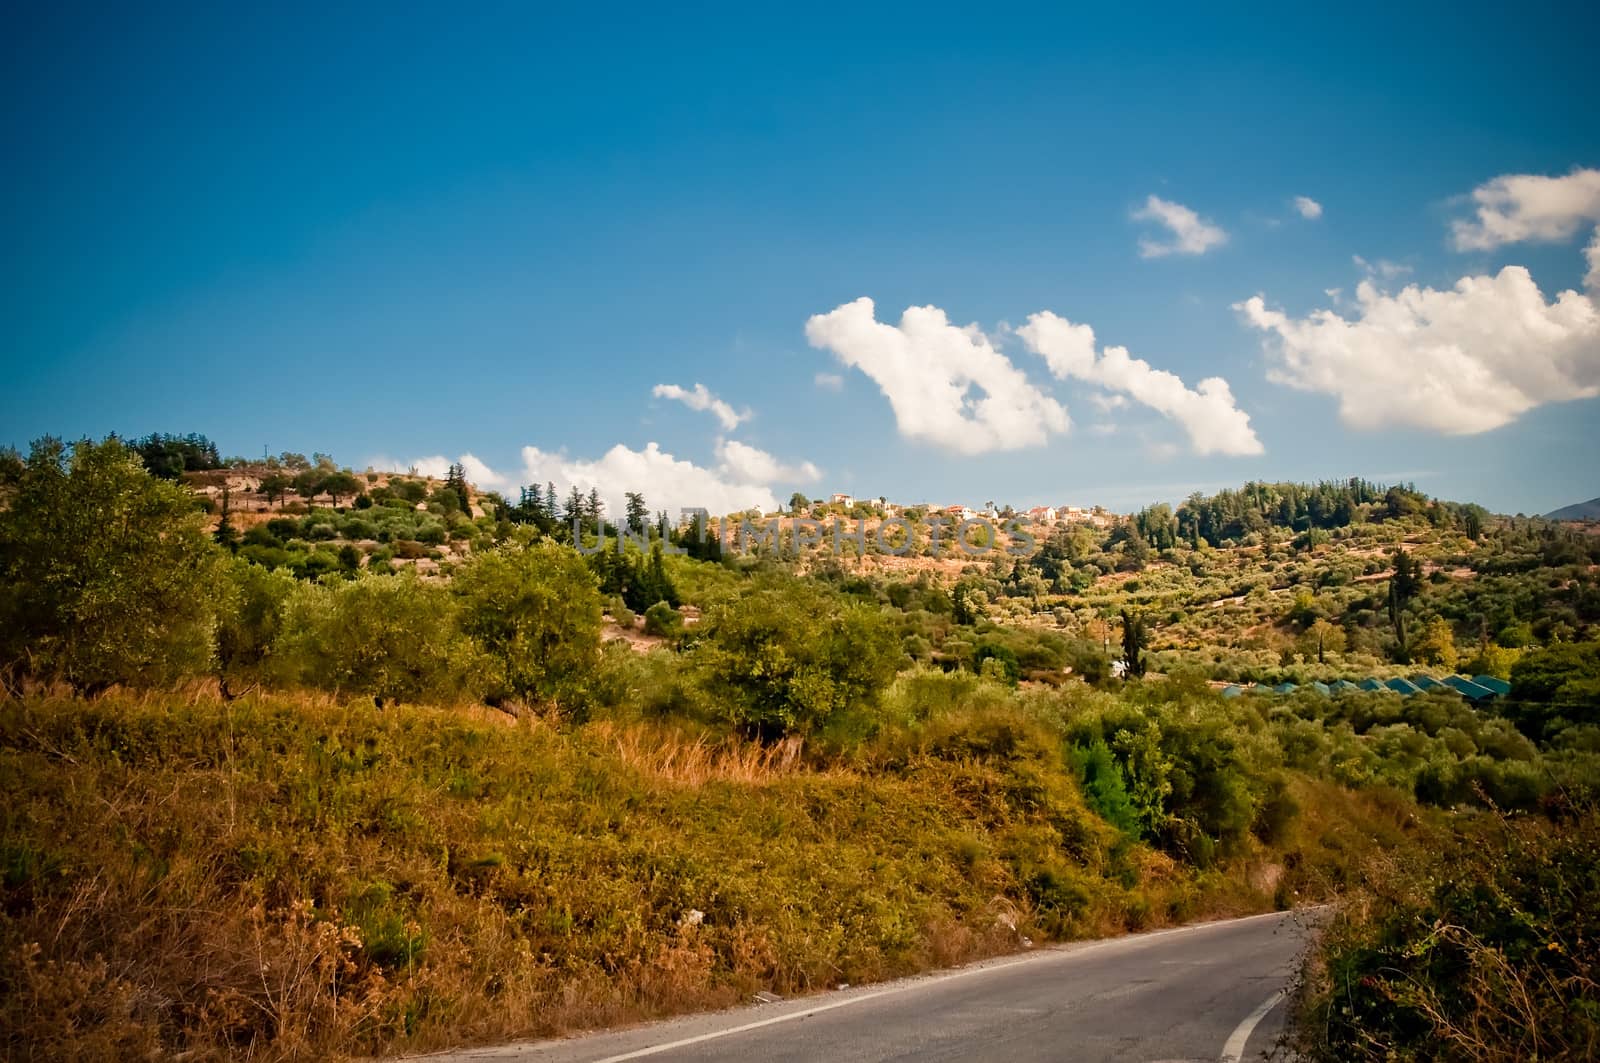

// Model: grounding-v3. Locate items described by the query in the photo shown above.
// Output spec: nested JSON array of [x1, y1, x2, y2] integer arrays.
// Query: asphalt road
[[417, 908, 1316, 1063]]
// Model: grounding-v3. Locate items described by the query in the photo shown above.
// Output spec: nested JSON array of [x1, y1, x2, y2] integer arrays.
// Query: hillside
[[1546, 496, 1600, 521], [4, 437, 1600, 1060]]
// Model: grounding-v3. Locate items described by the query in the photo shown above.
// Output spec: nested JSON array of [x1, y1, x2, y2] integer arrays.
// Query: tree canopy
[[0, 437, 223, 691]]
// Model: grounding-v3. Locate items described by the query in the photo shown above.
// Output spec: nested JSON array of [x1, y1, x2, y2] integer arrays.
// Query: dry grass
[[590, 720, 808, 785], [0, 691, 1403, 1060]]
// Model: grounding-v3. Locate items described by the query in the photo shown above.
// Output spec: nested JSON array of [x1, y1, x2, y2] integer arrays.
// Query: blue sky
[[4, 2, 1598, 515]]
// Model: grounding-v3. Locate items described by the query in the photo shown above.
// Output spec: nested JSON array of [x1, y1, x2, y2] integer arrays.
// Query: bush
[[643, 601, 684, 639], [0, 437, 223, 692], [1068, 738, 1140, 836], [1298, 803, 1600, 1061], [272, 573, 483, 704], [452, 541, 603, 709], [692, 578, 900, 738], [215, 558, 296, 691]]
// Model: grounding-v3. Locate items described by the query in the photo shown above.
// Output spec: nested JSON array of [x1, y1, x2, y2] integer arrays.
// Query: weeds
[[0, 689, 1381, 1060], [1295, 796, 1600, 1061]]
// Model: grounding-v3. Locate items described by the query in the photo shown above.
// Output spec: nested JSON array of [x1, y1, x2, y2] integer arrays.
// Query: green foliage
[[129, 432, 222, 480], [0, 437, 223, 692], [1299, 804, 1600, 1061], [215, 558, 297, 691], [444, 463, 471, 513], [693, 578, 900, 738], [452, 541, 603, 708], [973, 640, 1021, 686], [273, 573, 483, 704], [1507, 641, 1600, 740], [1121, 609, 1148, 678], [1388, 548, 1424, 662], [1064, 688, 1283, 863], [1068, 738, 1141, 835], [643, 601, 684, 639]]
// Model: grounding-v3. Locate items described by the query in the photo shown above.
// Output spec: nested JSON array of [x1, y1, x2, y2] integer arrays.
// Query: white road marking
[[573, 910, 1298, 1062], [1219, 989, 1285, 1062]]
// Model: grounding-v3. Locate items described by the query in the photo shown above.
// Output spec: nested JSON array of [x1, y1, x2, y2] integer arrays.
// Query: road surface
[[418, 908, 1316, 1062]]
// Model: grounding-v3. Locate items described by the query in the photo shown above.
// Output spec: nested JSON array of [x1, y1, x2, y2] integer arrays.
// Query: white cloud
[[1017, 312, 1264, 456], [401, 454, 449, 479], [458, 454, 517, 493], [714, 439, 821, 484], [1237, 268, 1600, 434], [1353, 254, 1412, 280], [804, 297, 1069, 454], [519, 441, 780, 517], [1450, 167, 1600, 252], [651, 382, 749, 431], [392, 439, 820, 519], [387, 453, 516, 493], [1239, 167, 1600, 435], [1131, 195, 1228, 258], [813, 371, 844, 391], [1293, 195, 1323, 220]]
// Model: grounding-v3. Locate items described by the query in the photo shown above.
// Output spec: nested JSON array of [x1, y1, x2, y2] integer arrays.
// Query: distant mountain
[[1546, 497, 1600, 521]]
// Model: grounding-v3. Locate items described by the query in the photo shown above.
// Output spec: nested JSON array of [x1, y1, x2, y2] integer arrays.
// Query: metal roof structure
[[1443, 675, 1497, 700], [1472, 675, 1512, 696]]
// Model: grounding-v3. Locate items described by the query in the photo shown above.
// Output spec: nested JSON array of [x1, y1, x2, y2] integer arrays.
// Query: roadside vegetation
[[1, 434, 1596, 1060]]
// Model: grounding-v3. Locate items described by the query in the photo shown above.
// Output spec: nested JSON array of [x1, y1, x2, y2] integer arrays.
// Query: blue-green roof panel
[[1444, 675, 1496, 700]]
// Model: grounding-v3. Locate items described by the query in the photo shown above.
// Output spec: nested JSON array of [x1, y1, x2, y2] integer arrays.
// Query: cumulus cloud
[[1450, 167, 1600, 252], [519, 441, 781, 517], [813, 372, 844, 391], [394, 453, 517, 493], [651, 382, 749, 431], [1237, 269, 1600, 434], [804, 297, 1069, 454], [1293, 195, 1323, 220], [395, 438, 821, 519], [714, 439, 821, 484], [1017, 312, 1264, 456], [1131, 195, 1228, 258], [1238, 167, 1600, 435]]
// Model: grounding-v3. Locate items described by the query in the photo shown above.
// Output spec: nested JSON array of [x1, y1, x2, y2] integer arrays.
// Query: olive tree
[[691, 577, 900, 738], [272, 572, 483, 704], [452, 540, 603, 707], [0, 437, 223, 692], [215, 557, 297, 696]]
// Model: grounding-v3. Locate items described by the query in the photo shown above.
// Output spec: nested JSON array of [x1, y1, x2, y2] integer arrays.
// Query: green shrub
[[1068, 738, 1141, 836], [272, 572, 483, 704], [452, 541, 603, 709], [1298, 804, 1600, 1061], [643, 601, 684, 639], [692, 578, 900, 738], [0, 437, 223, 692]]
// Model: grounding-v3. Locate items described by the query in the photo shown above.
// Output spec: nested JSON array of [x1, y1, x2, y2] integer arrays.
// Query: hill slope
[[1545, 496, 1600, 521]]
